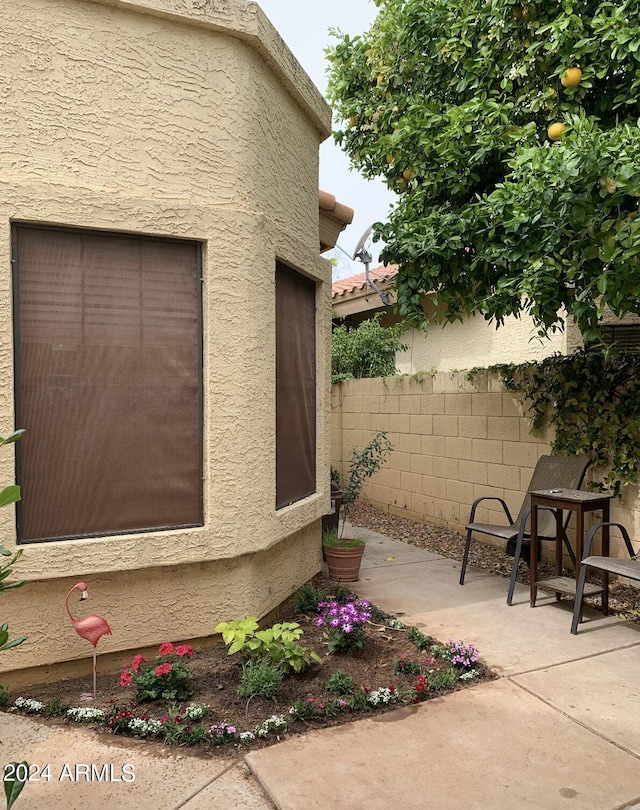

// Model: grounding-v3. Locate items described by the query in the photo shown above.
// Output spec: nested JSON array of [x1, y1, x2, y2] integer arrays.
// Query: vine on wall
[[472, 350, 640, 498]]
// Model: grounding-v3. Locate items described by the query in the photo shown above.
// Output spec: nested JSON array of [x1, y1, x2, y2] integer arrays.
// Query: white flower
[[459, 669, 479, 681], [13, 697, 44, 713], [66, 707, 105, 722], [185, 703, 210, 721], [240, 731, 256, 743]]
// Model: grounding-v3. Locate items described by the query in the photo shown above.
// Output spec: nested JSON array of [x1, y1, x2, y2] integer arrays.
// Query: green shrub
[[331, 313, 407, 384], [325, 670, 354, 695], [237, 659, 283, 699], [294, 581, 328, 615]]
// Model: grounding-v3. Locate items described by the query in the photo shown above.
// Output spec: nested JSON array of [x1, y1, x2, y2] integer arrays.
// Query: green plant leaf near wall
[[331, 313, 408, 384], [473, 349, 640, 497]]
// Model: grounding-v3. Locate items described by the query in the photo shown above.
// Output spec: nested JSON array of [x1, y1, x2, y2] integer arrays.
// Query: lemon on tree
[[561, 67, 582, 88], [547, 122, 567, 141]]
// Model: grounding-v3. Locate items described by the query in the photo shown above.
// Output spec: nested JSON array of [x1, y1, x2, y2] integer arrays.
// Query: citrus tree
[[326, 0, 640, 344]]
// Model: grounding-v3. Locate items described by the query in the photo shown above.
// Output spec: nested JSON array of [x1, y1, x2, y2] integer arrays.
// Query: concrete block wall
[[332, 373, 640, 561]]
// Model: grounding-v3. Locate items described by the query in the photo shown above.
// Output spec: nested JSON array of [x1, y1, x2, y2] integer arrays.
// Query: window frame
[[11, 222, 205, 544]]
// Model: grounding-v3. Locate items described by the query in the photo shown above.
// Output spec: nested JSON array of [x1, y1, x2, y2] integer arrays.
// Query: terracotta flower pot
[[323, 544, 365, 582]]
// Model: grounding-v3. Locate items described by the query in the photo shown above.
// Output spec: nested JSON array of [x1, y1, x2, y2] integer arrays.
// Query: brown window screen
[[275, 262, 317, 509], [13, 225, 202, 543]]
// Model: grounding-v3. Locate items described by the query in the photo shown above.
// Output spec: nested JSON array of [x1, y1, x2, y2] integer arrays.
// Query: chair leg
[[571, 563, 589, 634], [507, 528, 526, 606], [459, 528, 473, 585]]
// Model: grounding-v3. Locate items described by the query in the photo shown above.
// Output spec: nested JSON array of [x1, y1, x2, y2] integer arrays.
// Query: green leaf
[[4, 763, 28, 810], [0, 486, 20, 508]]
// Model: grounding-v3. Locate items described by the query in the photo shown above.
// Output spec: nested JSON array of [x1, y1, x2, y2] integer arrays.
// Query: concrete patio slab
[[354, 554, 640, 676], [247, 678, 640, 810], [180, 763, 274, 809], [513, 645, 640, 758], [1, 712, 233, 809]]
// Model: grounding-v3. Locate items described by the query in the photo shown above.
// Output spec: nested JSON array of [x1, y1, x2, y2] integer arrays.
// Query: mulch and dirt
[[6, 572, 495, 760]]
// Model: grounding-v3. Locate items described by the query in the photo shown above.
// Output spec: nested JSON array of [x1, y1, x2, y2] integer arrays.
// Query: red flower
[[131, 655, 147, 672], [175, 644, 194, 658], [415, 675, 427, 694], [158, 642, 174, 656], [120, 670, 133, 687], [155, 663, 172, 677]]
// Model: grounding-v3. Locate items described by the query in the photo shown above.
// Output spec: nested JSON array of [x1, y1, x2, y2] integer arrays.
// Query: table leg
[[555, 508, 563, 601], [602, 503, 610, 616], [530, 502, 538, 608], [575, 506, 584, 574]]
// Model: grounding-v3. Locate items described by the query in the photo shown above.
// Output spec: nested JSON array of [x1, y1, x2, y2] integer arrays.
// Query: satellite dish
[[353, 226, 373, 262], [352, 225, 390, 307]]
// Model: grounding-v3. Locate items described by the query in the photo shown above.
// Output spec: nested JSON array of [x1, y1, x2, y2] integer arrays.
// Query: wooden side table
[[529, 489, 614, 610]]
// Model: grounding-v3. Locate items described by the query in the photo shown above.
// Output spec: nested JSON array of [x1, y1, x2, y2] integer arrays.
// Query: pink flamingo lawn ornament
[[65, 581, 112, 699]]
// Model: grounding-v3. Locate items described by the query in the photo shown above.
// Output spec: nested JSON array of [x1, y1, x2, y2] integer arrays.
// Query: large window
[[275, 262, 316, 509], [13, 225, 202, 543]]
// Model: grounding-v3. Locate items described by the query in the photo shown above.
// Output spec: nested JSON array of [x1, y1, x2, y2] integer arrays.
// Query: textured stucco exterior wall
[[395, 313, 568, 374], [332, 375, 640, 562], [0, 0, 332, 676]]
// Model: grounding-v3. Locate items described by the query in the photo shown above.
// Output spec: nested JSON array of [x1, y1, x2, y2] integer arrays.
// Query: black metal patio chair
[[571, 521, 640, 634], [459, 454, 591, 605]]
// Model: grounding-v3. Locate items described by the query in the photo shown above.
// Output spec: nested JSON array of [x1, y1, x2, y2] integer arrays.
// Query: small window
[[601, 324, 640, 352], [275, 262, 317, 509], [13, 225, 203, 542]]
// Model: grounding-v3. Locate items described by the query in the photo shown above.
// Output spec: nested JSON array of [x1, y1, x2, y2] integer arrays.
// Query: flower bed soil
[[5, 575, 496, 760]]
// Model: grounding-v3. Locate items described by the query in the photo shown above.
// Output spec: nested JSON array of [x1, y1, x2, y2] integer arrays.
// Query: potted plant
[[322, 529, 366, 582], [323, 431, 393, 581]]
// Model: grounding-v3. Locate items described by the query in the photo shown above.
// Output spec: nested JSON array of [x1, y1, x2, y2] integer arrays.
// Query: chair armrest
[[583, 521, 634, 560], [468, 496, 513, 525]]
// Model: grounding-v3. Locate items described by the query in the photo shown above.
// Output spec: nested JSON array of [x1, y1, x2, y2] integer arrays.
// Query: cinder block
[[410, 414, 433, 435], [471, 392, 503, 416], [471, 439, 503, 464], [423, 475, 447, 500], [459, 459, 488, 485], [375, 468, 402, 489], [388, 451, 411, 472], [420, 393, 445, 415], [400, 470, 423, 494], [502, 393, 524, 417], [389, 413, 411, 433], [362, 395, 380, 414], [487, 462, 522, 491], [353, 412, 372, 431], [412, 374, 434, 394], [433, 372, 478, 394], [370, 483, 391, 507], [444, 393, 472, 416], [446, 478, 474, 506], [458, 416, 487, 439], [488, 416, 521, 442], [371, 413, 390, 432], [445, 436, 472, 460], [503, 441, 543, 468], [410, 454, 433, 476], [341, 412, 356, 430], [421, 434, 445, 457], [379, 396, 400, 414], [397, 433, 417, 454], [368, 378, 387, 397], [433, 415, 459, 436], [434, 498, 461, 524], [411, 490, 429, 516], [389, 487, 411, 510], [399, 395, 421, 414], [432, 455, 459, 480]]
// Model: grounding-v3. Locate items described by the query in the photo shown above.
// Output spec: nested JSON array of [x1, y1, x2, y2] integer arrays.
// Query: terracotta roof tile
[[332, 265, 398, 298]]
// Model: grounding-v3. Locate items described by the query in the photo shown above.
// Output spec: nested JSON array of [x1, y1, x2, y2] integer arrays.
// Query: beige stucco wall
[[395, 313, 568, 374], [1, 0, 333, 679], [332, 375, 640, 561]]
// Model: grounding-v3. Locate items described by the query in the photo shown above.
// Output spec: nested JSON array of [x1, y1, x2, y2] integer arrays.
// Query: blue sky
[[256, 0, 394, 277]]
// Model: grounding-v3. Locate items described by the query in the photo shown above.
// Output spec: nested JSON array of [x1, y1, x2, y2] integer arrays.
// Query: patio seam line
[[169, 761, 246, 810], [611, 795, 640, 810], [508, 678, 640, 763], [505, 639, 640, 678]]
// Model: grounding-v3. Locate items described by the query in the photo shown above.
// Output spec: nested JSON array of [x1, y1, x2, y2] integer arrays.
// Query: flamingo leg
[[93, 648, 97, 698]]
